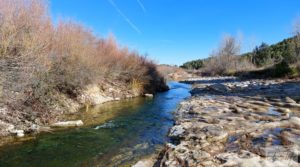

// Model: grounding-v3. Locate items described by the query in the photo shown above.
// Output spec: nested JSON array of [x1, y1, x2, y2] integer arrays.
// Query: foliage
[[239, 61, 294, 79], [244, 37, 299, 67], [180, 59, 204, 70]]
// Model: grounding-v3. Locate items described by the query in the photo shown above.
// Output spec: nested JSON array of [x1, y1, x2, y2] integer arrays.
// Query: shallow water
[[0, 82, 191, 167]]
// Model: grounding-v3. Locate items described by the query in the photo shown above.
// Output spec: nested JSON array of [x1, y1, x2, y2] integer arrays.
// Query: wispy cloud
[[136, 0, 146, 13], [107, 0, 142, 34]]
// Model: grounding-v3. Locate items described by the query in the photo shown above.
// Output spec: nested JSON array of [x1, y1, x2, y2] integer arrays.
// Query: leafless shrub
[[0, 0, 166, 123], [0, 0, 52, 108], [201, 35, 255, 76]]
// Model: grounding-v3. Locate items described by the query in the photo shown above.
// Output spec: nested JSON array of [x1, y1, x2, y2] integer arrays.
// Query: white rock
[[166, 143, 176, 149], [10, 129, 25, 137], [51, 120, 84, 127], [169, 125, 185, 138], [145, 94, 154, 97], [132, 158, 154, 167], [16, 132, 25, 137]]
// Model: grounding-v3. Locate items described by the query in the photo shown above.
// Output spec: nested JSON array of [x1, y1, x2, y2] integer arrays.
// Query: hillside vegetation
[[0, 0, 167, 133], [181, 33, 300, 78]]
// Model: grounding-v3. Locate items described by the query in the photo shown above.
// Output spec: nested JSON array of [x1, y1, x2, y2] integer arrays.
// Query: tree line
[[181, 18, 300, 77]]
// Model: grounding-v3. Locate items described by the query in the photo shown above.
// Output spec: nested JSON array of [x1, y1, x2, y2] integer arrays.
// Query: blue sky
[[50, 0, 300, 65]]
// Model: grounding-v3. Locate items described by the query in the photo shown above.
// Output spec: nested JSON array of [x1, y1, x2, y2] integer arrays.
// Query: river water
[[0, 82, 191, 167]]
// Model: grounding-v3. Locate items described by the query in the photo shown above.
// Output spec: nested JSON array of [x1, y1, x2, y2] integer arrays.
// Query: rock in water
[[207, 83, 230, 93], [51, 120, 84, 127], [144, 94, 154, 97]]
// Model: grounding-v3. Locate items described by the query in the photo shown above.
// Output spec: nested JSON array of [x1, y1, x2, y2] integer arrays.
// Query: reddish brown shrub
[[0, 0, 166, 122]]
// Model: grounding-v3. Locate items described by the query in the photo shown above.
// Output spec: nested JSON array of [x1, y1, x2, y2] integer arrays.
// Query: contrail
[[107, 0, 142, 34], [136, 0, 146, 13]]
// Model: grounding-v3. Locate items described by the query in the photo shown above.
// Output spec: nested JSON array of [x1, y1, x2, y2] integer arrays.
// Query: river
[[0, 82, 191, 167]]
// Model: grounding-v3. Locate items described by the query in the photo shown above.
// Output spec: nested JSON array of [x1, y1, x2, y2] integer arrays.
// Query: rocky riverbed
[[154, 77, 300, 167]]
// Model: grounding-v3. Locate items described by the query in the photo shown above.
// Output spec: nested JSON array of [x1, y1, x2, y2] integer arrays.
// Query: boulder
[[207, 83, 230, 93]]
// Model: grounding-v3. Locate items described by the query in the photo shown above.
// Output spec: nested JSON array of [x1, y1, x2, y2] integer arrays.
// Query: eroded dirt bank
[[0, 80, 168, 145], [154, 77, 300, 167]]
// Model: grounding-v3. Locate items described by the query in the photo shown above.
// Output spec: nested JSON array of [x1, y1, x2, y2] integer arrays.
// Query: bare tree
[[204, 35, 241, 75], [219, 35, 241, 69]]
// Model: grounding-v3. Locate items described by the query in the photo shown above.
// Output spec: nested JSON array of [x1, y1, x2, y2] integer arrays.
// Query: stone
[[51, 120, 84, 127], [144, 94, 154, 97], [10, 129, 24, 137], [290, 117, 300, 129], [277, 107, 291, 113], [207, 83, 230, 93], [16, 131, 25, 137], [132, 159, 154, 167], [202, 125, 228, 141], [166, 143, 176, 149], [249, 100, 272, 107], [201, 161, 215, 167], [285, 97, 297, 103], [30, 124, 39, 131], [192, 150, 211, 160], [169, 125, 185, 138]]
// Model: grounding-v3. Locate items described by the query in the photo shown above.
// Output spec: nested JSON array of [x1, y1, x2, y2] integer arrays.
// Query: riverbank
[[154, 77, 300, 167], [0, 0, 169, 143], [0, 82, 189, 167], [0, 79, 168, 145]]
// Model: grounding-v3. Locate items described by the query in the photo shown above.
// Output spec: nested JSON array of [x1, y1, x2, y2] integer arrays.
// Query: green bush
[[180, 59, 204, 70], [271, 61, 292, 77]]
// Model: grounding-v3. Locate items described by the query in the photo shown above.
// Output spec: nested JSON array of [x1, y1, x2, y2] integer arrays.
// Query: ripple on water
[[252, 127, 284, 146], [266, 107, 282, 116], [94, 121, 117, 129]]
